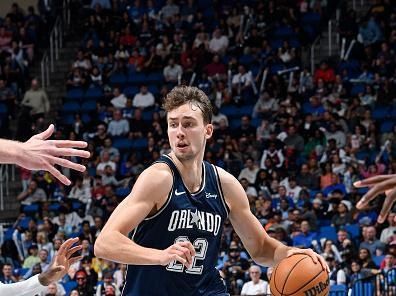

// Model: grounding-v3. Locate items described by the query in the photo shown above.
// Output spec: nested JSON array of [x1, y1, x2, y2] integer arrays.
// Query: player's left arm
[[217, 167, 328, 270]]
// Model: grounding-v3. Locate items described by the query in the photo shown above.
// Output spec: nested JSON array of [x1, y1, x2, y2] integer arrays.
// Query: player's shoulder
[[214, 165, 238, 185], [138, 162, 174, 186]]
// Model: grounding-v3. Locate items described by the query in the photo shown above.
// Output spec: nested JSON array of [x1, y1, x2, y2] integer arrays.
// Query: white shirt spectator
[[163, 61, 183, 82], [111, 93, 128, 109], [232, 71, 253, 87], [133, 90, 155, 109], [108, 118, 129, 137], [238, 167, 259, 185], [241, 279, 268, 296], [209, 30, 229, 54]]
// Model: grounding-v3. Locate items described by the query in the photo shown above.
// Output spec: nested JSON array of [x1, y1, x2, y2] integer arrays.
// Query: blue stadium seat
[[84, 87, 103, 100], [110, 73, 127, 86], [350, 83, 365, 96], [113, 138, 133, 150], [22, 204, 39, 215], [124, 86, 139, 97], [17, 217, 32, 229], [62, 102, 80, 113], [239, 105, 254, 116], [351, 280, 374, 296], [116, 187, 130, 198], [273, 26, 295, 39], [81, 100, 97, 112], [81, 113, 92, 123], [146, 72, 164, 84], [61, 114, 75, 125], [373, 255, 384, 267], [133, 138, 148, 150], [330, 284, 347, 296], [0, 103, 7, 116], [239, 54, 255, 66], [65, 88, 84, 101], [220, 105, 239, 118], [318, 225, 337, 242], [18, 268, 30, 277], [344, 224, 360, 240], [62, 281, 77, 295], [48, 203, 61, 212], [128, 72, 146, 85], [301, 12, 321, 26], [142, 110, 154, 121], [372, 106, 390, 120], [148, 85, 159, 96], [380, 121, 394, 133]]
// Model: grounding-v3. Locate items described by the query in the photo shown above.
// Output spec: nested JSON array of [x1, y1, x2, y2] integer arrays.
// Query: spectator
[[17, 180, 47, 205], [292, 220, 317, 248], [240, 265, 268, 296], [107, 110, 129, 137], [132, 85, 155, 109], [359, 226, 386, 257], [163, 58, 183, 83], [331, 200, 353, 229], [23, 249, 50, 280], [380, 212, 396, 244], [110, 87, 127, 109], [96, 271, 120, 296], [0, 263, 15, 284], [238, 158, 259, 185], [209, 28, 229, 55], [21, 79, 50, 121]]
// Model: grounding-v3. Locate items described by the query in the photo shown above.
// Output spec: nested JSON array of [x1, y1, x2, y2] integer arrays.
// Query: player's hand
[[38, 237, 82, 286], [160, 241, 196, 269], [16, 124, 90, 185], [286, 248, 329, 272], [354, 174, 396, 223]]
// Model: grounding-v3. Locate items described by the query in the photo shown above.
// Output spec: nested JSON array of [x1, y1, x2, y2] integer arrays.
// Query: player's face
[[167, 103, 213, 161]]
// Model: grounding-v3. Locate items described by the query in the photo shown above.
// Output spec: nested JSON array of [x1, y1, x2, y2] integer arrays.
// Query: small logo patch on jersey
[[206, 193, 217, 199], [175, 189, 186, 196]]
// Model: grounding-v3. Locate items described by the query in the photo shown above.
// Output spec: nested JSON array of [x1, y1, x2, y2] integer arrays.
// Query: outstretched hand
[[16, 124, 90, 185], [38, 237, 82, 286], [354, 174, 396, 223]]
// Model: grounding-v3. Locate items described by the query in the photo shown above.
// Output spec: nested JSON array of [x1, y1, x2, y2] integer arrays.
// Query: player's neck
[[170, 152, 203, 193]]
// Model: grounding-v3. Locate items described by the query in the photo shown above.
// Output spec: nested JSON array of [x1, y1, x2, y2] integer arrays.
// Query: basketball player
[[94, 86, 328, 295], [355, 175, 396, 223]]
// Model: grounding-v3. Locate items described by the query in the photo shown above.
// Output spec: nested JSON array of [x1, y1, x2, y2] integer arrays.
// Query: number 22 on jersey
[[166, 236, 208, 275]]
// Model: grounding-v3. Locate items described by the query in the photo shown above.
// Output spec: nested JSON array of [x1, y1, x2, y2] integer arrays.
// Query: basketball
[[270, 254, 330, 296]]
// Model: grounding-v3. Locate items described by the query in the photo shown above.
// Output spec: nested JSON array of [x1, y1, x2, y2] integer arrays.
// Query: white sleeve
[[0, 275, 47, 296]]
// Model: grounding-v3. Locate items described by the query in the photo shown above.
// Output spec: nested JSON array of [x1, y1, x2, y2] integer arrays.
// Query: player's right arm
[[94, 163, 195, 267]]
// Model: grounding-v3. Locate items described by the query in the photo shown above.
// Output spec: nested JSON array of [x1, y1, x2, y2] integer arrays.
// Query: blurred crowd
[[1, 0, 396, 295]]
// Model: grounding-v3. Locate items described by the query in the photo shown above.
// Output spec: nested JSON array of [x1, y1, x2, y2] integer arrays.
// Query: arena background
[[0, 0, 395, 295]]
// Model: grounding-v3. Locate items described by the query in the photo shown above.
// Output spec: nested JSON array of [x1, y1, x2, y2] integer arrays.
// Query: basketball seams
[[285, 268, 327, 295], [280, 255, 309, 295]]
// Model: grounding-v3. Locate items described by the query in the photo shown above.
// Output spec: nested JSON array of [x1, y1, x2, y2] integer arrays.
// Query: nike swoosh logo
[[175, 189, 186, 196]]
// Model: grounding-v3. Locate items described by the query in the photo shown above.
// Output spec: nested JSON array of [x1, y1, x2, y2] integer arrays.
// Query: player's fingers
[[51, 147, 91, 158], [356, 181, 391, 209], [178, 241, 196, 257], [66, 245, 82, 259], [68, 255, 83, 265], [51, 140, 89, 149], [32, 124, 54, 140], [57, 238, 79, 256], [317, 254, 329, 272], [378, 190, 396, 223], [172, 254, 187, 266], [354, 175, 396, 187], [46, 164, 71, 185], [50, 156, 86, 172], [172, 245, 192, 266]]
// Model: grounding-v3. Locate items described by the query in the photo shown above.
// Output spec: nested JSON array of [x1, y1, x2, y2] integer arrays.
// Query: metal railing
[[310, 35, 321, 74], [0, 164, 9, 211], [40, 0, 71, 88]]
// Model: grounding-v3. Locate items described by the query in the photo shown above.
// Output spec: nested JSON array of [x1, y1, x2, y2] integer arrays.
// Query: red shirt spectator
[[314, 61, 335, 83]]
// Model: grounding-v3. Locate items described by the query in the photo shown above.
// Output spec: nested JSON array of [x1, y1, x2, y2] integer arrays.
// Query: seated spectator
[[327, 255, 347, 286], [358, 247, 378, 269], [360, 226, 386, 257], [96, 271, 121, 296], [132, 85, 155, 109], [253, 91, 279, 119], [23, 248, 50, 279], [209, 28, 229, 55], [204, 54, 226, 80], [17, 179, 47, 205], [380, 212, 396, 244], [260, 141, 285, 170], [238, 158, 259, 185], [100, 137, 120, 163], [68, 176, 92, 210], [232, 65, 253, 93], [107, 110, 130, 137], [110, 87, 127, 109], [163, 58, 183, 83], [40, 282, 66, 296], [21, 78, 50, 121], [74, 269, 95, 295], [292, 220, 317, 248], [0, 263, 15, 284], [101, 165, 123, 186], [241, 265, 268, 296], [331, 200, 353, 228], [22, 244, 40, 269], [314, 61, 335, 83], [96, 151, 117, 176]]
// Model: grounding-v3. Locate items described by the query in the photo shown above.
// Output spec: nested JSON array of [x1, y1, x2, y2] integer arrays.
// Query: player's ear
[[205, 123, 213, 139]]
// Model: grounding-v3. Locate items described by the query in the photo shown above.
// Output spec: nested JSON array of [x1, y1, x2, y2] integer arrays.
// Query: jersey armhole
[[144, 161, 174, 220], [213, 165, 230, 217]]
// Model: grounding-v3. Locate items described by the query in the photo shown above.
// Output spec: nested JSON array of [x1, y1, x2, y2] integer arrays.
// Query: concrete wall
[[0, 0, 38, 18]]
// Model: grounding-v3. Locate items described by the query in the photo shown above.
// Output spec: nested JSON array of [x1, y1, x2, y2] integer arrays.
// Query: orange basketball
[[269, 254, 330, 296]]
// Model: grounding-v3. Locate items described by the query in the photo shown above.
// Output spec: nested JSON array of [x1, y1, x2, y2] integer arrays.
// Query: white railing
[[310, 36, 321, 74], [40, 0, 71, 88], [0, 164, 9, 211]]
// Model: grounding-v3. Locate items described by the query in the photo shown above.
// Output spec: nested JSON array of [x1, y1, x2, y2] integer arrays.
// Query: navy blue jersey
[[122, 154, 230, 296]]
